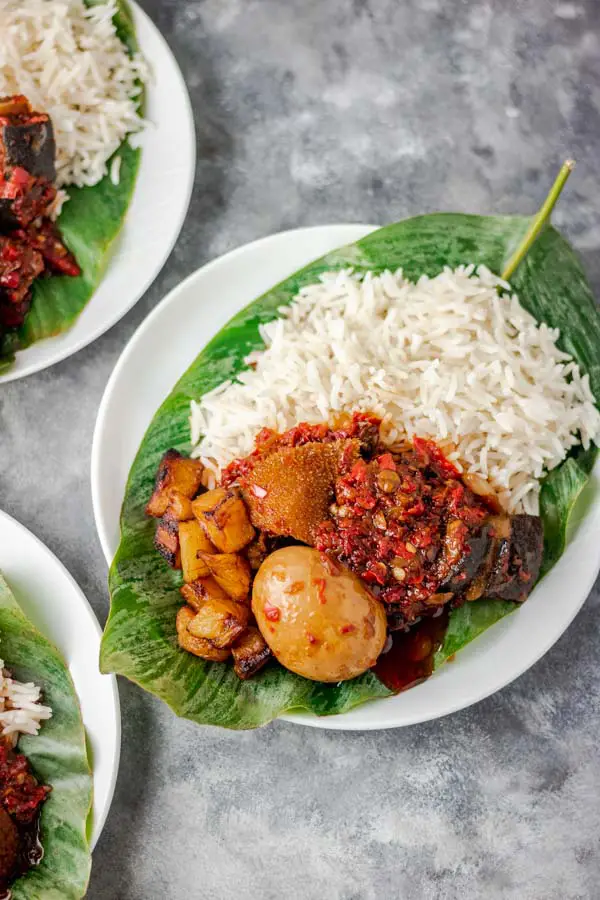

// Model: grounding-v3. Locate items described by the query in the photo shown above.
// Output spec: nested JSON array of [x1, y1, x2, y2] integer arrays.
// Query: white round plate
[[91, 224, 600, 731], [0, 1, 195, 384], [0, 510, 120, 843]]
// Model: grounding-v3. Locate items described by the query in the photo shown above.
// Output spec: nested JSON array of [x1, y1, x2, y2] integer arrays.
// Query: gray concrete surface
[[2, 0, 600, 897]]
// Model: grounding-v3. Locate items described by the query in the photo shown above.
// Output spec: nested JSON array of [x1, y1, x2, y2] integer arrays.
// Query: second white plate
[[0, 1, 195, 383], [91, 224, 600, 731], [0, 510, 120, 845]]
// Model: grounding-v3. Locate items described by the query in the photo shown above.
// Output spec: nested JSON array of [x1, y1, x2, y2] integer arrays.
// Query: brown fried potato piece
[[179, 520, 215, 582], [188, 597, 250, 648], [180, 576, 230, 611], [193, 487, 255, 553], [176, 606, 230, 661], [232, 627, 271, 680], [241, 440, 360, 544], [146, 450, 204, 518], [155, 511, 181, 568], [199, 552, 252, 602]]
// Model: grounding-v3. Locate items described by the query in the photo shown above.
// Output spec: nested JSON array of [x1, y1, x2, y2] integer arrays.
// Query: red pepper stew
[[0, 739, 50, 895], [312, 424, 494, 625]]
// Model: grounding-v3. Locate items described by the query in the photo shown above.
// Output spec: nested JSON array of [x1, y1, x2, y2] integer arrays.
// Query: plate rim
[[0, 509, 121, 844], [91, 222, 600, 731], [0, 0, 196, 384]]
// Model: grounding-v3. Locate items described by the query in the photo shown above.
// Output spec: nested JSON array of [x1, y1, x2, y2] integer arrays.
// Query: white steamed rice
[[0, 660, 51, 742], [190, 265, 600, 514], [0, 0, 147, 189]]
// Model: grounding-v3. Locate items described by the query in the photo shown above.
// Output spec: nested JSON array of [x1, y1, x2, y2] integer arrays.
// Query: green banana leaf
[[0, 0, 142, 372], [101, 213, 600, 728], [0, 574, 92, 899]]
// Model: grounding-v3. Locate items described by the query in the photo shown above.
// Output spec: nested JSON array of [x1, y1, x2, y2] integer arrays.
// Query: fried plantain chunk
[[179, 520, 216, 582], [187, 597, 250, 649], [167, 491, 195, 521], [192, 487, 255, 553], [199, 552, 252, 602], [232, 627, 271, 680], [146, 450, 204, 518], [176, 606, 230, 661], [180, 575, 230, 611]]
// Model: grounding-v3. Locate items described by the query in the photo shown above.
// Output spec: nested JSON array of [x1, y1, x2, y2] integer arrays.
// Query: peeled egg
[[252, 546, 387, 682]]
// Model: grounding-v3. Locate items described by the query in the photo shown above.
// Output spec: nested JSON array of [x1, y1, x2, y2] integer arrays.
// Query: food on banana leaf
[[0, 0, 146, 371], [0, 96, 80, 334], [101, 166, 600, 728], [145, 413, 544, 687], [0, 573, 91, 898]]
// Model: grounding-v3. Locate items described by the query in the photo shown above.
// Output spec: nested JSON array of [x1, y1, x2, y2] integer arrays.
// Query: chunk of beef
[[437, 520, 493, 595], [486, 514, 543, 602], [0, 96, 56, 181]]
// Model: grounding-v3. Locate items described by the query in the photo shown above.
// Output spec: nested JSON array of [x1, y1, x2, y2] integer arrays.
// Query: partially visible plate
[[0, 509, 120, 844], [0, 0, 195, 383], [91, 224, 600, 730]]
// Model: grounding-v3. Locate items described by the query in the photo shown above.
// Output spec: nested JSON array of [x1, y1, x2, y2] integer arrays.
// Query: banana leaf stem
[[501, 159, 575, 282]]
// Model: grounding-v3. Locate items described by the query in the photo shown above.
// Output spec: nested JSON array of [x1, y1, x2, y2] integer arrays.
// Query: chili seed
[[373, 510, 387, 530], [392, 566, 406, 582], [405, 541, 417, 555], [377, 469, 400, 493]]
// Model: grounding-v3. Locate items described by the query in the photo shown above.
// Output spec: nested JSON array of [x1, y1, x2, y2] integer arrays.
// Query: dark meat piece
[[0, 97, 56, 231], [486, 514, 543, 602], [0, 805, 19, 883], [0, 96, 56, 181], [240, 439, 360, 544], [0, 167, 56, 231], [437, 520, 493, 595]]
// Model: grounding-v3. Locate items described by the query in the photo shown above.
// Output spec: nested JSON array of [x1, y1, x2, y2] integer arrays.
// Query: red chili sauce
[[314, 429, 494, 625], [0, 740, 50, 897]]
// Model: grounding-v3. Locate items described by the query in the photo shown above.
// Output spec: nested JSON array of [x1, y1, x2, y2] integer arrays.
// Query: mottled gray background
[[1, 0, 600, 897]]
